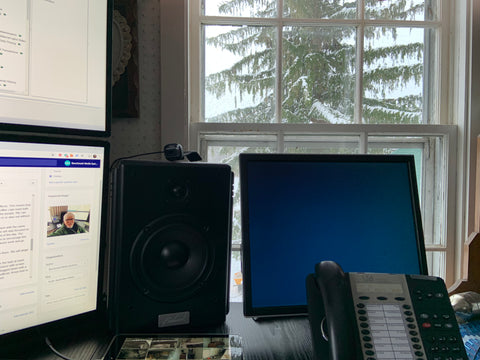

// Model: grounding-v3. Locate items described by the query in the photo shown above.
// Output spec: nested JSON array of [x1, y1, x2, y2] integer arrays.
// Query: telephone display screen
[[355, 282, 403, 294], [240, 153, 427, 317]]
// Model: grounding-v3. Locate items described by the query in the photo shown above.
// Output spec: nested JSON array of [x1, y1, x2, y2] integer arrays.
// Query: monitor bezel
[[0, 0, 113, 138], [239, 153, 428, 318], [0, 133, 111, 346]]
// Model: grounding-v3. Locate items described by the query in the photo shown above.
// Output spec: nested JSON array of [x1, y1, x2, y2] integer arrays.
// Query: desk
[[1, 303, 315, 360], [216, 303, 314, 360]]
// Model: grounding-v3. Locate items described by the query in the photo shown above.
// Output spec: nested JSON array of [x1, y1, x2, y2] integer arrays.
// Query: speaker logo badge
[[158, 311, 190, 328]]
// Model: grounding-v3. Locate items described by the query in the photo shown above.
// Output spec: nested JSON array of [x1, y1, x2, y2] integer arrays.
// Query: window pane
[[230, 250, 242, 302], [203, 133, 278, 149], [426, 251, 445, 279], [284, 134, 361, 153], [367, 135, 447, 249], [203, 0, 277, 17], [206, 144, 276, 246], [282, 26, 356, 124], [367, 138, 424, 189], [204, 25, 276, 123], [365, 0, 440, 21], [284, 0, 356, 20], [363, 27, 427, 124]]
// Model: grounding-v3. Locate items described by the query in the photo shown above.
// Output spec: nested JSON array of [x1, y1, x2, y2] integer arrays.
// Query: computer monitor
[[0, 134, 109, 339], [240, 153, 428, 318], [0, 0, 112, 136]]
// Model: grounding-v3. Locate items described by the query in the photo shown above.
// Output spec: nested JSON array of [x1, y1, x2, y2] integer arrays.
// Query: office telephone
[[306, 261, 468, 360]]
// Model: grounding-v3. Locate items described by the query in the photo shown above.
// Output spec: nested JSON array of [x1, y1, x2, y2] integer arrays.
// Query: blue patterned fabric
[[459, 320, 480, 359]]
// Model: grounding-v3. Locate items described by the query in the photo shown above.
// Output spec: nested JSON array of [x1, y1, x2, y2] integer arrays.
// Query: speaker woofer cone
[[130, 215, 214, 302]]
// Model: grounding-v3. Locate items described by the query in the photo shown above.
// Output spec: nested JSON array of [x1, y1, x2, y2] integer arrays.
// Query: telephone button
[[358, 309, 366, 315], [377, 296, 388, 301], [359, 296, 370, 300], [395, 296, 406, 301], [403, 304, 412, 309], [422, 322, 432, 329], [359, 316, 368, 322], [404, 310, 413, 316]]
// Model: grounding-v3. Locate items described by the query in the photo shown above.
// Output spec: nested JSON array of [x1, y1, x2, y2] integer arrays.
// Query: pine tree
[[205, 0, 429, 124]]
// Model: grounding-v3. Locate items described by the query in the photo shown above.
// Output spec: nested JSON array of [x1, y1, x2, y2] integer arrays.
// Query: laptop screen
[[240, 153, 427, 317]]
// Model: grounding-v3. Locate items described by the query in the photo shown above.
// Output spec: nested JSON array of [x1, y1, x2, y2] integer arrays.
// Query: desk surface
[[1, 303, 315, 360]]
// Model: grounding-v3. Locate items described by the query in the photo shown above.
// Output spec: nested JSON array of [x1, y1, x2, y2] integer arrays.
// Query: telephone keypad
[[355, 300, 423, 359], [407, 277, 466, 360]]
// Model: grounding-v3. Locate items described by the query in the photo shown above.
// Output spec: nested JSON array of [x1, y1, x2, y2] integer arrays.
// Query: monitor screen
[[0, 0, 112, 136], [240, 153, 428, 318], [0, 135, 109, 336]]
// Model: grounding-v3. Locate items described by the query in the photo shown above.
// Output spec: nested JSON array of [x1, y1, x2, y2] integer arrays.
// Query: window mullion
[[355, 0, 365, 124], [276, 0, 284, 124], [360, 131, 368, 154], [277, 130, 285, 152], [276, 24, 283, 124]]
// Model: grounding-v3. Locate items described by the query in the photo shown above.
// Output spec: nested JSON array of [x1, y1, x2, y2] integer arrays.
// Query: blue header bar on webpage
[[0, 157, 101, 168]]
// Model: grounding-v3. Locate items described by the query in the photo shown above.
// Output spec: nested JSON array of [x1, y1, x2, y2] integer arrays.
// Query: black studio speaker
[[108, 159, 233, 333]]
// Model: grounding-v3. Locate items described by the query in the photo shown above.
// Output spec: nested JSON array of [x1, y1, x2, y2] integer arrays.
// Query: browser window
[[0, 138, 107, 335]]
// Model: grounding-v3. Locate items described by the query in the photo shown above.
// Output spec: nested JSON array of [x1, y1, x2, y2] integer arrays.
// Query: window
[[160, 0, 475, 298], [191, 0, 444, 125]]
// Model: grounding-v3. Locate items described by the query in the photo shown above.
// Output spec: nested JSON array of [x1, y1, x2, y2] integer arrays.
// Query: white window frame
[[159, 0, 480, 289]]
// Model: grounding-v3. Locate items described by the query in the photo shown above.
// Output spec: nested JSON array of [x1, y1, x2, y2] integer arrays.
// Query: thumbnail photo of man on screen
[[47, 206, 89, 237]]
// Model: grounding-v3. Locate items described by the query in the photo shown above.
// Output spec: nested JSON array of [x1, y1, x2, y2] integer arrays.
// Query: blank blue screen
[[245, 160, 422, 309]]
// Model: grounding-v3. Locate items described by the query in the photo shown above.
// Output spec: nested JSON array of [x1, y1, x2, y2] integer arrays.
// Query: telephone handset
[[306, 261, 468, 360]]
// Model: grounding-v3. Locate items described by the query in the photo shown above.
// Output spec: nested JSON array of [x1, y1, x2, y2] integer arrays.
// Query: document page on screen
[[0, 0, 108, 132]]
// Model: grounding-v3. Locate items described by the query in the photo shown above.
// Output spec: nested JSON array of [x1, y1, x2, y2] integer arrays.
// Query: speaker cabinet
[[108, 159, 233, 333]]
